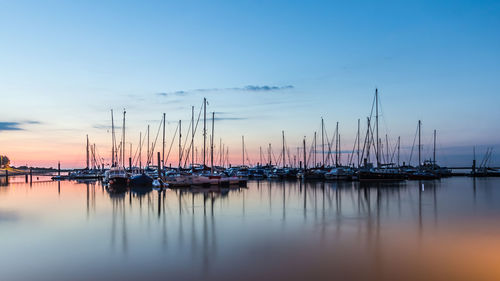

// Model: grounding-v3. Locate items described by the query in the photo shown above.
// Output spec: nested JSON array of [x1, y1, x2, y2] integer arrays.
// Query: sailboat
[[129, 131, 154, 186], [107, 109, 129, 188], [358, 89, 405, 181]]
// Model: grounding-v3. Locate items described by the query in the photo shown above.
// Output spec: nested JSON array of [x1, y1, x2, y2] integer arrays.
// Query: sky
[[0, 0, 499, 168]]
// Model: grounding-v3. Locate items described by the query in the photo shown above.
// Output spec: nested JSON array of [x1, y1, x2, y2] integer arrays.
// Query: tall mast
[[303, 137, 307, 171], [111, 110, 115, 167], [147, 124, 150, 167], [357, 118, 360, 167], [375, 88, 379, 167], [242, 136, 245, 166], [192, 106, 194, 168], [86, 134, 89, 169], [211, 112, 215, 174], [122, 109, 126, 168], [139, 132, 142, 170], [219, 138, 222, 167], [321, 118, 324, 167], [433, 129, 437, 166], [268, 143, 271, 166], [338, 134, 341, 166], [418, 120, 421, 167], [203, 97, 207, 167], [178, 120, 182, 170], [282, 130, 285, 168], [366, 117, 371, 163], [397, 136, 400, 167], [385, 134, 389, 164], [162, 113, 166, 169], [335, 122, 339, 166], [314, 131, 317, 168]]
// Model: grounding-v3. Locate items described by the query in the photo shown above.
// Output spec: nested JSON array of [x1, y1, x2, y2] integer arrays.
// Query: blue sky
[[0, 0, 499, 167]]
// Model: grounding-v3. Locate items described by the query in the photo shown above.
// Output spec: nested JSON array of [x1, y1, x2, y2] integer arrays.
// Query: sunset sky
[[1, 0, 499, 168]]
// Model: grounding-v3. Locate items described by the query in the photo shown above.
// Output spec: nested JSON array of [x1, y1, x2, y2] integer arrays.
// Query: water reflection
[[1, 177, 500, 281]]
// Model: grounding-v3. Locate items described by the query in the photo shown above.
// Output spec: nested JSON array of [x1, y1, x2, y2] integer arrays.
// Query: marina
[[1, 175, 500, 281], [1, 1, 499, 280]]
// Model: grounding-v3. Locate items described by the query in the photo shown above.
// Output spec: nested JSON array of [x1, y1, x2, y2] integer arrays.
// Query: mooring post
[[58, 161, 61, 176], [29, 168, 33, 183], [5, 169, 8, 182], [25, 173, 28, 182], [129, 157, 132, 172], [472, 159, 476, 176]]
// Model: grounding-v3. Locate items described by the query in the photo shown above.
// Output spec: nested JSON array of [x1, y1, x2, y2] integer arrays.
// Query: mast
[[385, 134, 389, 165], [86, 134, 89, 169], [211, 112, 214, 174], [303, 137, 307, 171], [433, 129, 436, 166], [282, 131, 285, 168], [162, 113, 166, 169], [366, 117, 371, 163], [122, 109, 126, 168], [203, 97, 207, 167], [242, 136, 245, 166], [147, 124, 150, 167], [357, 118, 360, 167], [178, 120, 182, 170], [321, 118, 324, 167], [139, 132, 142, 170], [314, 131, 317, 168], [192, 106, 194, 168], [397, 136, 400, 167], [268, 143, 272, 166], [375, 88, 379, 167], [335, 122, 339, 166], [111, 110, 115, 167], [338, 134, 341, 166], [418, 120, 421, 167]]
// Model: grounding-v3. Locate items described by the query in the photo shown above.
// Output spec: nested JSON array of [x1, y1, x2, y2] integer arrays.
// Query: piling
[[129, 157, 132, 172], [29, 168, 33, 183], [5, 170, 8, 182], [58, 162, 61, 176], [472, 160, 476, 176]]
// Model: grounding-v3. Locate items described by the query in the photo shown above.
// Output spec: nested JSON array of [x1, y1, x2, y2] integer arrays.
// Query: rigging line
[[183, 101, 204, 167], [133, 128, 149, 166], [389, 138, 398, 164], [408, 123, 419, 165], [165, 123, 179, 166], [348, 131, 358, 166], [326, 127, 336, 166], [149, 118, 164, 163], [359, 118, 371, 166], [180, 118, 192, 165]]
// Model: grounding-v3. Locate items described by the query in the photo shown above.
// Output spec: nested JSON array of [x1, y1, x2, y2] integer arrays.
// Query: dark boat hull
[[109, 177, 128, 186], [129, 174, 154, 186]]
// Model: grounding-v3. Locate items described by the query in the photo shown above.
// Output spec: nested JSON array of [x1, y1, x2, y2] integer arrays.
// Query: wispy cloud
[[0, 121, 40, 132], [156, 85, 294, 97], [92, 124, 121, 130]]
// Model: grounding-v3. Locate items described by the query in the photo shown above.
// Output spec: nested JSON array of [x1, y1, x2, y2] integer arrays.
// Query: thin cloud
[[0, 121, 40, 132], [156, 85, 294, 97]]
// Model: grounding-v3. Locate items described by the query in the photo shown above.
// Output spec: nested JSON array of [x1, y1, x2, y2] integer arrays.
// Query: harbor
[[1, 175, 500, 281], [2, 1, 500, 280]]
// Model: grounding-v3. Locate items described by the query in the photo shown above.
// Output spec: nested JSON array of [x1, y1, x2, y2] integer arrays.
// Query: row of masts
[[87, 89, 439, 170]]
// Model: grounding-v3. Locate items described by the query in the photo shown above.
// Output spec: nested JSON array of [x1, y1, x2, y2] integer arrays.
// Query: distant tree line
[[0, 155, 10, 168]]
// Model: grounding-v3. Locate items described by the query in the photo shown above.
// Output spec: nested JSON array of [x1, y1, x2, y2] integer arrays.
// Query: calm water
[[1, 176, 500, 281]]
